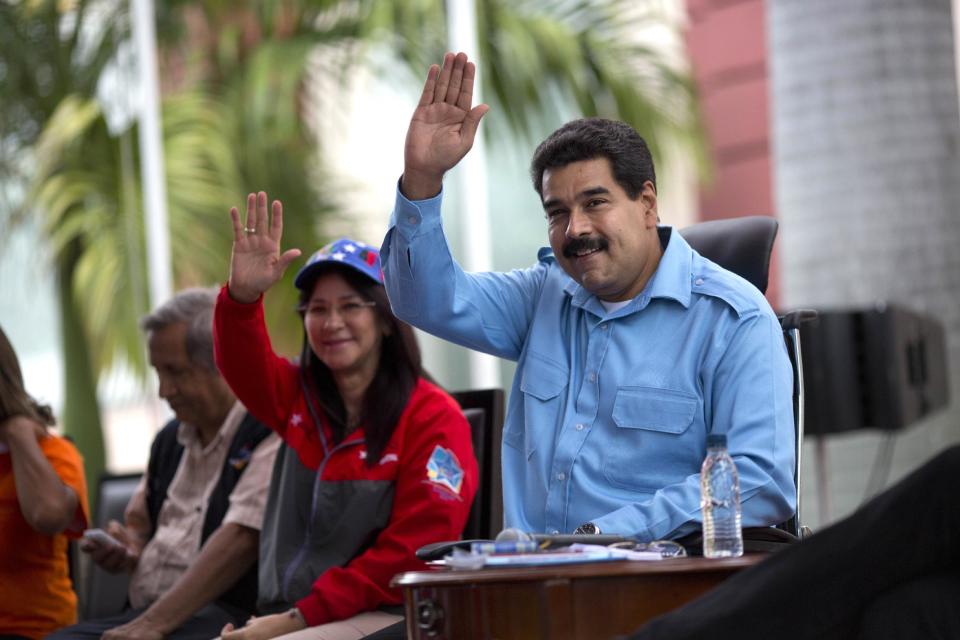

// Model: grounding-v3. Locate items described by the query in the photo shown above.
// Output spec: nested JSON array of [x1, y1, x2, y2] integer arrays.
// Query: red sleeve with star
[[213, 285, 301, 436]]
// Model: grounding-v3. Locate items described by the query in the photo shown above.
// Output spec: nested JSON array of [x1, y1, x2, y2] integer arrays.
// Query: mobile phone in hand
[[82, 528, 123, 548]]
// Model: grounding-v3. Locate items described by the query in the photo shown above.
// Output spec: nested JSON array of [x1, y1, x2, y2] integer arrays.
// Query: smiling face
[[543, 157, 662, 301], [302, 271, 385, 382]]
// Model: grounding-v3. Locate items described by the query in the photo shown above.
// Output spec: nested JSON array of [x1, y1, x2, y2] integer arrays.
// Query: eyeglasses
[[610, 540, 688, 558], [298, 300, 376, 322]]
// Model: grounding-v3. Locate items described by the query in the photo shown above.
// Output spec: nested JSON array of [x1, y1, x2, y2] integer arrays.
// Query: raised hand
[[228, 192, 302, 303], [402, 51, 490, 200]]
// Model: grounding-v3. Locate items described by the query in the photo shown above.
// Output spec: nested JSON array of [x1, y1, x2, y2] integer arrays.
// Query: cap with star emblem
[[294, 237, 383, 290]]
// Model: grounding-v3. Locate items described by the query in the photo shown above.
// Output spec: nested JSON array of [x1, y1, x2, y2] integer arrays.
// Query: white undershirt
[[599, 299, 632, 314]]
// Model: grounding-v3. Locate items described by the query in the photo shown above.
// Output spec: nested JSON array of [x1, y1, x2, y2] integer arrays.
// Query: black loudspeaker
[[799, 305, 950, 434]]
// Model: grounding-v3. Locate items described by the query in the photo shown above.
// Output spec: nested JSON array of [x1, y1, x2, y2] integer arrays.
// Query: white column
[[132, 0, 172, 308], [446, 0, 499, 389]]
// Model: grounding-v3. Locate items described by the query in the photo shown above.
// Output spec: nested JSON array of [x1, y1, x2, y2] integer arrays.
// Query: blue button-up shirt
[[382, 187, 796, 540]]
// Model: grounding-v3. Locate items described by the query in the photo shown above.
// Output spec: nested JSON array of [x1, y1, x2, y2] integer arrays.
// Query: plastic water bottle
[[701, 433, 743, 558]]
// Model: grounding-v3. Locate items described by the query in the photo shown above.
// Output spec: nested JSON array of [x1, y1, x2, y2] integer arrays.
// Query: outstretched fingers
[[230, 206, 243, 242], [268, 198, 300, 267], [432, 52, 455, 104], [456, 61, 478, 111], [278, 248, 302, 271], [461, 103, 490, 147], [418, 64, 440, 107], [243, 192, 257, 233], [268, 199, 283, 241], [444, 52, 468, 104], [255, 191, 269, 235]]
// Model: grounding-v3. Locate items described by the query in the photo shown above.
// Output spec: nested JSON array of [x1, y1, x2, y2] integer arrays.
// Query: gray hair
[[140, 287, 219, 372]]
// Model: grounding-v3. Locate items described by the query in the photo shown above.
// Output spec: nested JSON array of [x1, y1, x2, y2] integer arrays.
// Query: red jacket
[[213, 286, 477, 625]]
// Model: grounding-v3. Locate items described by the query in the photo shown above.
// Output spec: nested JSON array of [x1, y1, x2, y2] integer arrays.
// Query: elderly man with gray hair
[[49, 288, 279, 640]]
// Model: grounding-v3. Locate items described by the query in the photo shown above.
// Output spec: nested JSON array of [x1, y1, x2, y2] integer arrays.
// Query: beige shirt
[[126, 402, 279, 608]]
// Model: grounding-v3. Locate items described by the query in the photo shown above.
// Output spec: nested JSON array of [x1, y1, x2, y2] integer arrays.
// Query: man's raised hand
[[228, 192, 302, 304], [402, 51, 489, 200]]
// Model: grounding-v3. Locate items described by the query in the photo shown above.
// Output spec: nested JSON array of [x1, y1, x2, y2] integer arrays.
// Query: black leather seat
[[680, 215, 815, 541]]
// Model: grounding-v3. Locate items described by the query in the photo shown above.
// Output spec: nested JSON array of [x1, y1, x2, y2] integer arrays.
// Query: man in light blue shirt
[[381, 52, 795, 540]]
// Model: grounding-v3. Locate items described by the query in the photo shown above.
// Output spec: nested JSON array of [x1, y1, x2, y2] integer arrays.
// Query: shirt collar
[[563, 226, 693, 314], [176, 401, 246, 454], [644, 226, 693, 309]]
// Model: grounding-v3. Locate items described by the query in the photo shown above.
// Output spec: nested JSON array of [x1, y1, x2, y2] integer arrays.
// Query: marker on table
[[470, 540, 540, 555]]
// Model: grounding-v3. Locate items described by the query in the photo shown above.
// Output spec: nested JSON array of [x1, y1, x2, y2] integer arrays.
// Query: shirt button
[[557, 472, 566, 481], [601, 324, 608, 331], [407, 215, 418, 225], [587, 372, 596, 383], [576, 423, 585, 431], [695, 277, 704, 286]]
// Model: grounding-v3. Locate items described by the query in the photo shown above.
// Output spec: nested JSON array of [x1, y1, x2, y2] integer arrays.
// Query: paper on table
[[567, 543, 663, 561], [436, 543, 664, 568]]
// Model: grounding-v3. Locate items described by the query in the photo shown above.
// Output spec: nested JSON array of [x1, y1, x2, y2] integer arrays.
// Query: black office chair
[[678, 215, 777, 295], [78, 472, 142, 620], [450, 388, 506, 541], [370, 390, 506, 640], [679, 216, 815, 541]]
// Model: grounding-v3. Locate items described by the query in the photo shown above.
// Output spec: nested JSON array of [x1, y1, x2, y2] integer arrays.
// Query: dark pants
[[628, 445, 960, 640], [45, 603, 246, 640]]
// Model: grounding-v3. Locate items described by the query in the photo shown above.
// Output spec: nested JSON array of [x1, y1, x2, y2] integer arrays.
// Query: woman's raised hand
[[228, 192, 302, 303]]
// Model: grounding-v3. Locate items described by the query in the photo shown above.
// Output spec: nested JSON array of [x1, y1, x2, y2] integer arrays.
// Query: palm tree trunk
[[57, 240, 106, 508]]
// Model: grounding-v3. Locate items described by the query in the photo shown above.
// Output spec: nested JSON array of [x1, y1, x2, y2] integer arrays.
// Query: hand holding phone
[[81, 522, 135, 573], [82, 528, 123, 548]]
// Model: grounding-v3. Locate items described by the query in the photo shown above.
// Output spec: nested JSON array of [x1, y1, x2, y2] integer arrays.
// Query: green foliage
[[2, 0, 706, 483]]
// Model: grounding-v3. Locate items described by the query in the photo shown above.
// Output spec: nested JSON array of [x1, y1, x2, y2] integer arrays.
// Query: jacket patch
[[426, 445, 463, 495]]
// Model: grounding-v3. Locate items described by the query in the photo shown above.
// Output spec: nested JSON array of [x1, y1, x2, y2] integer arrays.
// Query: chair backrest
[[678, 215, 778, 294], [79, 472, 141, 620], [680, 216, 807, 537], [450, 388, 506, 541]]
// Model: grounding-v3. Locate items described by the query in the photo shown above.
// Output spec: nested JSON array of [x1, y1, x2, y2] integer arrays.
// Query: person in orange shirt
[[0, 324, 89, 640]]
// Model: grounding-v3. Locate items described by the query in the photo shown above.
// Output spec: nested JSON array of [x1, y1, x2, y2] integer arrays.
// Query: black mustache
[[563, 237, 608, 258]]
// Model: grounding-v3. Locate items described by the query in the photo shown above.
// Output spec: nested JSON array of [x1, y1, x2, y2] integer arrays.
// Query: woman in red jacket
[[214, 192, 477, 640]]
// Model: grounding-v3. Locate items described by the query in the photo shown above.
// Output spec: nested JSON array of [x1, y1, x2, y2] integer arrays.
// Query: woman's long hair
[[297, 265, 422, 465], [0, 325, 55, 427]]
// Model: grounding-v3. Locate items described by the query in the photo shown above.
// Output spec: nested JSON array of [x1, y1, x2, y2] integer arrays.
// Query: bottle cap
[[706, 433, 727, 448]]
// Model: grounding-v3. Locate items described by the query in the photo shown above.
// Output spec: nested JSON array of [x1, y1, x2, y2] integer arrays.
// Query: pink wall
[[685, 0, 780, 306]]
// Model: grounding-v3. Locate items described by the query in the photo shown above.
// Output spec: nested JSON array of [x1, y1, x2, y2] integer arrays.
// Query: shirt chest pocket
[[604, 386, 700, 491], [507, 350, 569, 457]]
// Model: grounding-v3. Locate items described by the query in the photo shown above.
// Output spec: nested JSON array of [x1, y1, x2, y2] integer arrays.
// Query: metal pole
[[132, 0, 173, 309], [446, 0, 499, 389]]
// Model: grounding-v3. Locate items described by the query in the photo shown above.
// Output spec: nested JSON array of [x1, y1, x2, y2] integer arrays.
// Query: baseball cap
[[293, 237, 383, 290]]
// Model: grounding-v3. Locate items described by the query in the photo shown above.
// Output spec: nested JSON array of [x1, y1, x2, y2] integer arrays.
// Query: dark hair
[[140, 287, 218, 372], [0, 324, 55, 427], [297, 265, 422, 466], [529, 117, 656, 200]]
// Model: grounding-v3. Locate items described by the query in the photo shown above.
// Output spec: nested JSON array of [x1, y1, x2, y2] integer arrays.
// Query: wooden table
[[392, 555, 762, 639]]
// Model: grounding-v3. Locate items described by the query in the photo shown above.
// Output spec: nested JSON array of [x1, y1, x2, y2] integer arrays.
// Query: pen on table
[[470, 541, 540, 555]]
